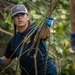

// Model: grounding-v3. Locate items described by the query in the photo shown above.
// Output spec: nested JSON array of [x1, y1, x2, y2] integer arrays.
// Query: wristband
[[0, 57, 2, 64]]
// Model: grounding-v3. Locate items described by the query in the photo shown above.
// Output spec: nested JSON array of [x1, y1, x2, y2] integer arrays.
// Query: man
[[0, 4, 57, 75], [70, 0, 75, 50]]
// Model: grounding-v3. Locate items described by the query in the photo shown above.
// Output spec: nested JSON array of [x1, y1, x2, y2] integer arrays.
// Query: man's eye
[[14, 14, 18, 17], [14, 13, 25, 17], [21, 13, 25, 15]]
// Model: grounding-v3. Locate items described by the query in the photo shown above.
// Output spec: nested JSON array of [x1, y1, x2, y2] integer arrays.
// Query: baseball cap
[[11, 4, 28, 17]]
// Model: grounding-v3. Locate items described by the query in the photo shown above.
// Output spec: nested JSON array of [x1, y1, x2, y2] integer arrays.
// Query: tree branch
[[0, 27, 13, 36]]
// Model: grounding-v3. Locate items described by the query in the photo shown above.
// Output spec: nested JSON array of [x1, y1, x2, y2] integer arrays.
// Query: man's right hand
[[0, 56, 12, 65]]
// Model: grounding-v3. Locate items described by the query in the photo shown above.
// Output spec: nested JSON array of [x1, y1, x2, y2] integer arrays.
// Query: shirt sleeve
[[4, 41, 16, 59]]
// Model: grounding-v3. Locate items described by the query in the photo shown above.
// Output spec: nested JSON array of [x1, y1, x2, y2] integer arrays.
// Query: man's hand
[[45, 16, 54, 26], [39, 16, 54, 39], [0, 56, 12, 65]]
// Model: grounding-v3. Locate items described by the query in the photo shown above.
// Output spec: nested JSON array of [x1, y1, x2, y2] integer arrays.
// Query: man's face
[[12, 13, 29, 27]]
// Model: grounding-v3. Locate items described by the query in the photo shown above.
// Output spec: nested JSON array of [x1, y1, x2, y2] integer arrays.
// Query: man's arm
[[70, 0, 75, 50], [70, 0, 75, 33]]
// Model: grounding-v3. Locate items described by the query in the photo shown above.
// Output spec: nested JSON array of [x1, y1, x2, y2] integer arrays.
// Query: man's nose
[[18, 14, 22, 18]]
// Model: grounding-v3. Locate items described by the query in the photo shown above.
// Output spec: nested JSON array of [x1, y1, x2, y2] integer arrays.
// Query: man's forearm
[[39, 25, 50, 39], [70, 0, 75, 33], [70, 0, 75, 51]]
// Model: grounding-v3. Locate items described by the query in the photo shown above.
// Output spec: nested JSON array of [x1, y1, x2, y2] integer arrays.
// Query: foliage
[[0, 0, 75, 75]]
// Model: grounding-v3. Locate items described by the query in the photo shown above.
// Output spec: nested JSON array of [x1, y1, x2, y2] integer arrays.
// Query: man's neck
[[17, 24, 28, 33]]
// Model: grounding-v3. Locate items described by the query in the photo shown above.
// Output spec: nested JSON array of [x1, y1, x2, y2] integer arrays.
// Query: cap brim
[[12, 11, 27, 17]]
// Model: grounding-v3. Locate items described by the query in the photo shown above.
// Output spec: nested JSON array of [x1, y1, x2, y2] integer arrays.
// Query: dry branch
[[0, 27, 13, 36]]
